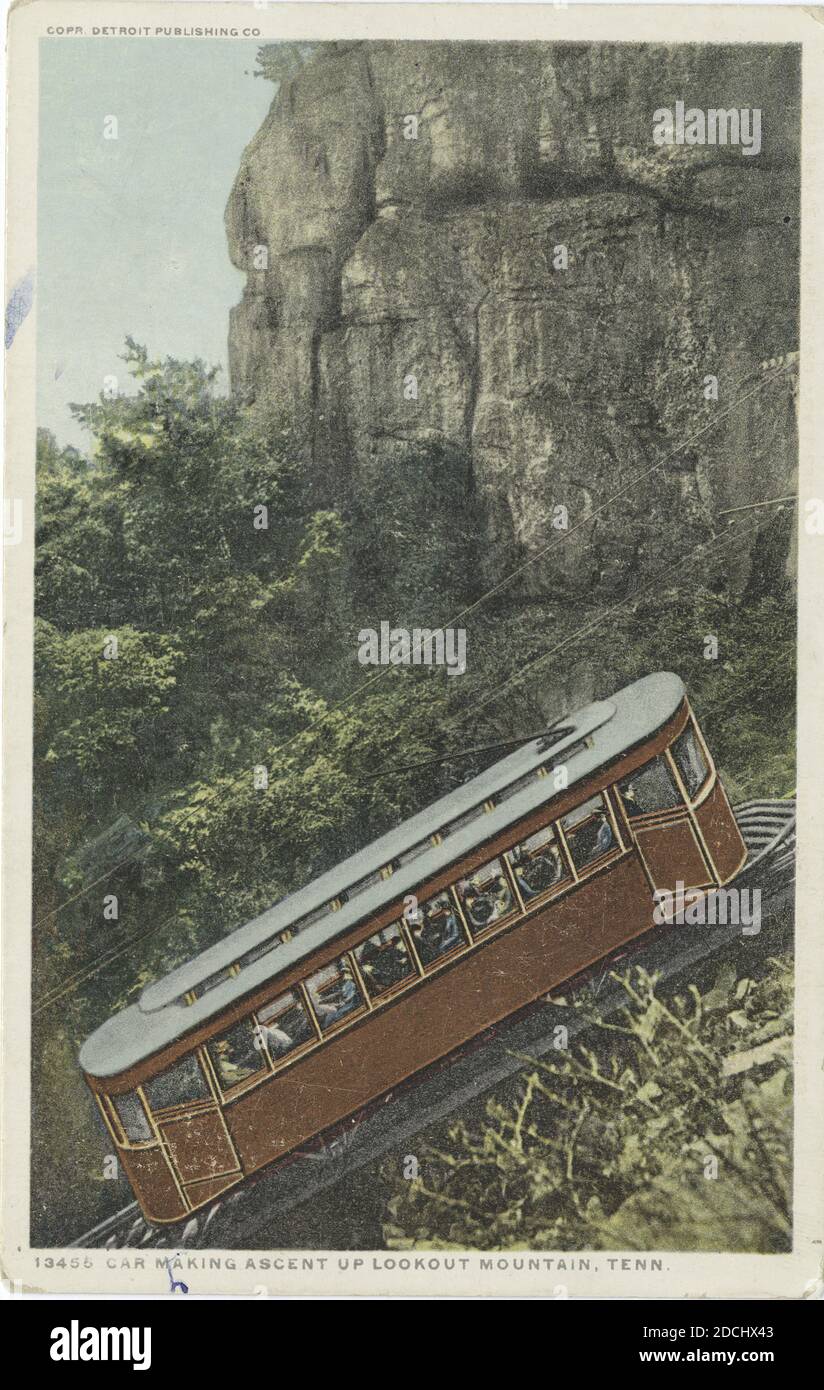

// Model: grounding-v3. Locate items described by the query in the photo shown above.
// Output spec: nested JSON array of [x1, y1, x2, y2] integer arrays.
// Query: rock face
[[225, 42, 799, 596]]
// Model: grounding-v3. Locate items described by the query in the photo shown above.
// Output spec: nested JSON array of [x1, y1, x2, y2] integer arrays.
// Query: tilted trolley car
[[80, 672, 747, 1223]]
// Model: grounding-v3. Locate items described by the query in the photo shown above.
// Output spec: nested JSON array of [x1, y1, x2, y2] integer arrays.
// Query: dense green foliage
[[381, 955, 793, 1253], [32, 343, 795, 1245]]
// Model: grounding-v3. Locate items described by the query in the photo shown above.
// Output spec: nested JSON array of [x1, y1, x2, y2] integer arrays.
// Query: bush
[[382, 956, 792, 1252]]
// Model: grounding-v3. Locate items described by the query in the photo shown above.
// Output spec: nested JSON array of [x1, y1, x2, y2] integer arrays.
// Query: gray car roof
[[80, 671, 685, 1078]]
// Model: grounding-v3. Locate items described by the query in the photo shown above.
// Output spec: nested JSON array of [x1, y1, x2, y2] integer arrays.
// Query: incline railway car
[[80, 672, 747, 1223]]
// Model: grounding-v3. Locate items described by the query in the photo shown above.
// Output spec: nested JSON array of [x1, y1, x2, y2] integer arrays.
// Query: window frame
[[504, 820, 573, 912], [403, 887, 471, 972], [353, 922, 421, 1004], [204, 1013, 273, 1101], [252, 985, 323, 1074], [454, 853, 522, 942], [303, 951, 370, 1039], [556, 790, 624, 881], [669, 716, 713, 804]]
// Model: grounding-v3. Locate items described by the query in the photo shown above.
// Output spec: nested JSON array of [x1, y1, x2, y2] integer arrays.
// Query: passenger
[[356, 937, 381, 972], [517, 850, 560, 898], [361, 935, 409, 991], [514, 845, 553, 900], [463, 880, 494, 928], [316, 968, 360, 1027], [388, 935, 412, 981], [439, 907, 460, 949], [261, 1019, 293, 1054], [415, 898, 460, 962], [491, 874, 513, 914], [213, 1039, 249, 1086], [514, 862, 534, 897], [595, 815, 614, 856], [622, 782, 642, 817], [466, 874, 512, 925]]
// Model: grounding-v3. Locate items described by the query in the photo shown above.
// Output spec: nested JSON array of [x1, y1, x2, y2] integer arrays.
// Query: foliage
[[591, 574, 796, 801], [35, 620, 182, 799], [31, 346, 481, 1240], [381, 956, 793, 1253], [344, 440, 482, 627], [31, 340, 796, 1245], [254, 43, 316, 85]]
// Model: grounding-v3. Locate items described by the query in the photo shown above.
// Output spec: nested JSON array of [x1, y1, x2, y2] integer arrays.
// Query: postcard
[[2, 1, 823, 1299]]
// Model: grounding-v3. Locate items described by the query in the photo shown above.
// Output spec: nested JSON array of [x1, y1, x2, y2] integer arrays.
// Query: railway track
[[70, 797, 796, 1251]]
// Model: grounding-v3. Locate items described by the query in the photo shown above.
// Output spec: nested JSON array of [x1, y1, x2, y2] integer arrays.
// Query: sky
[[37, 39, 275, 449]]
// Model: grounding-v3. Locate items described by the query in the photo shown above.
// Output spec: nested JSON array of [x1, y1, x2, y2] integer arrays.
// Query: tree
[[34, 620, 183, 806], [30, 338, 797, 1247]]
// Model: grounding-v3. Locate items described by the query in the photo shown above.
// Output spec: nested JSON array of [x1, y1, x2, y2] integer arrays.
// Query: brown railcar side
[[214, 852, 651, 1177]]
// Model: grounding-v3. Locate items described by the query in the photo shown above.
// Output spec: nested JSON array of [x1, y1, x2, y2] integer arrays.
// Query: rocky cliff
[[225, 42, 799, 598]]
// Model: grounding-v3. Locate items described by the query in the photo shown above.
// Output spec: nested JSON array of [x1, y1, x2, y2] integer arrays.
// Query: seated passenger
[[436, 906, 460, 949], [622, 782, 642, 817], [213, 1039, 249, 1086], [461, 880, 492, 927], [595, 815, 614, 855], [516, 850, 560, 898], [261, 1020, 293, 1054], [414, 899, 460, 963], [462, 873, 512, 928], [316, 969, 360, 1027], [356, 937, 381, 971], [491, 874, 513, 915], [361, 937, 409, 991]]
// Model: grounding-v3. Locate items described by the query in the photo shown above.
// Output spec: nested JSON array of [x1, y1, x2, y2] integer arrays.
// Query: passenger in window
[[506, 828, 568, 901], [621, 781, 642, 817], [360, 942, 404, 991], [208, 1018, 268, 1090], [595, 815, 614, 855], [563, 799, 616, 873], [357, 929, 413, 995], [313, 964, 361, 1028], [213, 1043, 239, 1086], [258, 1019, 294, 1055], [411, 894, 461, 965], [515, 847, 563, 899], [459, 873, 513, 930], [460, 881, 492, 928], [257, 993, 314, 1057], [494, 875, 513, 911], [213, 1039, 255, 1089]]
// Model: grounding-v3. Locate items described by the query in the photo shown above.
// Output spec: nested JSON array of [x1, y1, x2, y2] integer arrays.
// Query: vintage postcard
[[2, 1, 823, 1300]]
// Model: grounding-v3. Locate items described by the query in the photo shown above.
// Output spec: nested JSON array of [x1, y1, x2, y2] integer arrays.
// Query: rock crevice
[[226, 41, 799, 595]]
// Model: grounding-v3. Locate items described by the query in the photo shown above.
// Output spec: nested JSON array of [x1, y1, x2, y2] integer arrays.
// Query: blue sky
[[37, 39, 274, 449]]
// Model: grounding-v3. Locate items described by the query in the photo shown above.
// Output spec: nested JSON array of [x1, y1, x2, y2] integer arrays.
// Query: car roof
[[80, 671, 685, 1077]]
